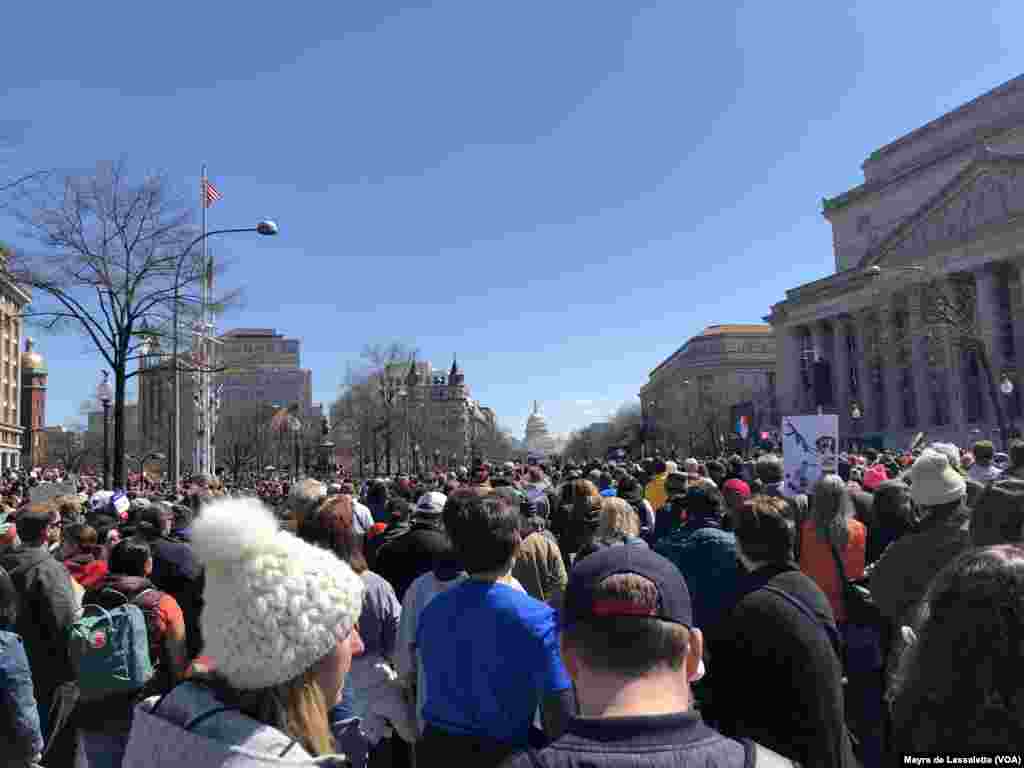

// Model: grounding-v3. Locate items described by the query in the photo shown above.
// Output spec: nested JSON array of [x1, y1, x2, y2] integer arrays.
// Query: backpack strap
[[278, 740, 298, 757], [758, 585, 844, 666], [183, 705, 241, 732]]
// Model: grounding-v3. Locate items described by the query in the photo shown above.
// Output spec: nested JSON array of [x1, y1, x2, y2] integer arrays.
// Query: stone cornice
[[823, 104, 1024, 215], [862, 146, 1024, 268]]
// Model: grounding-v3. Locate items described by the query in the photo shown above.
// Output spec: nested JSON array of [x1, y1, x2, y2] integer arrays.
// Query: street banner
[[29, 481, 78, 504], [781, 414, 838, 497]]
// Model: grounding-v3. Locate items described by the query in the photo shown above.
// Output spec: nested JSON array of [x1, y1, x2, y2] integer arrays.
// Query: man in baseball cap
[[502, 545, 795, 767]]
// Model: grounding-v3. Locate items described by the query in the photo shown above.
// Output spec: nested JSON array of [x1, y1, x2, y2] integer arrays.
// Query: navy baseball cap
[[561, 545, 693, 629]]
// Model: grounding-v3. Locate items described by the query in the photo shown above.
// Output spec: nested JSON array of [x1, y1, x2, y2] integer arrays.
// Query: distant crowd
[[1, 439, 1023, 766]]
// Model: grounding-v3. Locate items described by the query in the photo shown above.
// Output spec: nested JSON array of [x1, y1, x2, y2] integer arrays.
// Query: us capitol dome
[[524, 401, 555, 455]]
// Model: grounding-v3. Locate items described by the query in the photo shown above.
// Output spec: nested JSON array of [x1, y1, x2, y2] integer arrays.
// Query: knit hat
[[909, 449, 966, 507], [415, 491, 447, 516], [929, 442, 962, 472], [191, 497, 365, 691], [862, 465, 889, 493], [723, 479, 751, 499]]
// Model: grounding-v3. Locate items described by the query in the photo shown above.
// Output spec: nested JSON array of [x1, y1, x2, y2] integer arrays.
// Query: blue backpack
[[70, 588, 156, 702]]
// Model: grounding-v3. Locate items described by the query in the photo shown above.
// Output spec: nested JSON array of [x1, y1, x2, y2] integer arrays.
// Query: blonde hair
[[204, 664, 334, 756], [598, 497, 640, 538]]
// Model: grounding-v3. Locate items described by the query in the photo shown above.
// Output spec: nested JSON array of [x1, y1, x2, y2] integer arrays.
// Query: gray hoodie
[[122, 682, 349, 767]]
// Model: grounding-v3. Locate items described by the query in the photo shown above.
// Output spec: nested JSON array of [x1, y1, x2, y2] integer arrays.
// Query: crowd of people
[[1, 439, 1023, 766]]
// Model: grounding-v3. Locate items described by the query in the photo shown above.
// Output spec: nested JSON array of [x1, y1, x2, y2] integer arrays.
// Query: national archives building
[[768, 74, 1024, 450]]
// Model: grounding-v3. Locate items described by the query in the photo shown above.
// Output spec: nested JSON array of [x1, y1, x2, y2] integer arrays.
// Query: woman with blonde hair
[[596, 497, 646, 546], [121, 496, 366, 767]]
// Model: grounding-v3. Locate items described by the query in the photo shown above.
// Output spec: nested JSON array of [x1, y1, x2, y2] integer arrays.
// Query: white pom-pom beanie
[[191, 497, 365, 690]]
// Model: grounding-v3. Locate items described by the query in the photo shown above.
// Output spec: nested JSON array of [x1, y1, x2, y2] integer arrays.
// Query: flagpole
[[199, 163, 208, 478]]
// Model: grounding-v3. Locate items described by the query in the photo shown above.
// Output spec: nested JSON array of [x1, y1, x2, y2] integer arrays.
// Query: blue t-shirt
[[416, 580, 572, 746]]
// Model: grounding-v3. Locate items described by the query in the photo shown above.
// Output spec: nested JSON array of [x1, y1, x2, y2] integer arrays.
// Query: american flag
[[203, 178, 222, 208]]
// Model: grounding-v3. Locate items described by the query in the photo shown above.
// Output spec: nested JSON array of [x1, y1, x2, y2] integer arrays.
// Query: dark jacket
[[0, 546, 77, 704], [373, 516, 449, 601], [654, 517, 741, 635], [366, 517, 411, 570], [499, 712, 760, 768], [0, 629, 44, 767], [142, 534, 204, 660], [651, 494, 687, 545], [869, 503, 972, 627], [707, 563, 858, 767]]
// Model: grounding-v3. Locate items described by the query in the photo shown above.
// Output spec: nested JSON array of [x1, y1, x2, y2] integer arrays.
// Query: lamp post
[[1001, 373, 1015, 448], [171, 220, 278, 490], [97, 371, 113, 489], [850, 400, 863, 453]]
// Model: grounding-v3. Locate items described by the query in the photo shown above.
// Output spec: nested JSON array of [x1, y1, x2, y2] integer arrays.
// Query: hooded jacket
[[373, 515, 449, 601], [0, 546, 77, 703], [0, 629, 43, 768], [395, 556, 466, 736], [122, 682, 349, 767], [869, 503, 972, 627], [654, 514, 740, 634], [64, 551, 109, 590]]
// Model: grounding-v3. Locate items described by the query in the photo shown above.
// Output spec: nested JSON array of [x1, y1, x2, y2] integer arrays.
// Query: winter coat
[[706, 563, 858, 767], [869, 503, 972, 627], [651, 494, 688, 545], [512, 531, 568, 607], [144, 534, 204, 660], [798, 519, 866, 624], [645, 473, 669, 514], [0, 630, 43, 768], [654, 517, 740, 634], [123, 682, 350, 767], [373, 517, 449, 601], [64, 552, 108, 590], [0, 546, 77, 705]]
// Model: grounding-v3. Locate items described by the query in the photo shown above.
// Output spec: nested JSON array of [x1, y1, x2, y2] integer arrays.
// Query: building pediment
[[864, 146, 1024, 269]]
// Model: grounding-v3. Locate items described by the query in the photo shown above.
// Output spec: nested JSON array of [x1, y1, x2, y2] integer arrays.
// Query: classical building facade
[[0, 263, 29, 470], [769, 74, 1024, 449], [20, 339, 46, 468], [639, 325, 777, 454]]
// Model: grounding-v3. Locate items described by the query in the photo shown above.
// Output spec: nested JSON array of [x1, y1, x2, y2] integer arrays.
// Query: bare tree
[[6, 161, 240, 486], [216, 401, 276, 481], [868, 268, 1013, 448]]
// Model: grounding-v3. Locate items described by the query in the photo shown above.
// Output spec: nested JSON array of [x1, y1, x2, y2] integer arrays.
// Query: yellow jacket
[[645, 473, 669, 512]]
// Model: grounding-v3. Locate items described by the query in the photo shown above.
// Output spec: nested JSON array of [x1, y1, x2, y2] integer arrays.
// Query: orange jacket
[[799, 518, 866, 624]]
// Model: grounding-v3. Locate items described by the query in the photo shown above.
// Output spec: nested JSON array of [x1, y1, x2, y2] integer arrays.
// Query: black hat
[[561, 545, 693, 629]]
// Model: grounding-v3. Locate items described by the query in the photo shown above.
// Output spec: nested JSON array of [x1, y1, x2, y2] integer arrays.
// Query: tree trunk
[[114, 359, 128, 488], [977, 343, 1008, 450]]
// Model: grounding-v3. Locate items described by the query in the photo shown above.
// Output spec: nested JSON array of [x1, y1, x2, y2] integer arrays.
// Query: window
[[965, 350, 985, 423]]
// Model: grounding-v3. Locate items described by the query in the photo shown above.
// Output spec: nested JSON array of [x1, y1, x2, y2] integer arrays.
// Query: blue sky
[[1, 1, 1020, 440]]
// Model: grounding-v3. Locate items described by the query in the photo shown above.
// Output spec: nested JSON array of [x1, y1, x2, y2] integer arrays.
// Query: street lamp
[[850, 400, 863, 453], [171, 220, 278, 490], [97, 371, 113, 489], [1000, 373, 1014, 396]]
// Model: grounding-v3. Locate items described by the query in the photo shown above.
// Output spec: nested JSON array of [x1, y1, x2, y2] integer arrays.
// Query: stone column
[[809, 321, 827, 411], [833, 317, 851, 432], [852, 311, 876, 433], [883, 300, 905, 437], [908, 285, 933, 431], [975, 265, 1005, 411]]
